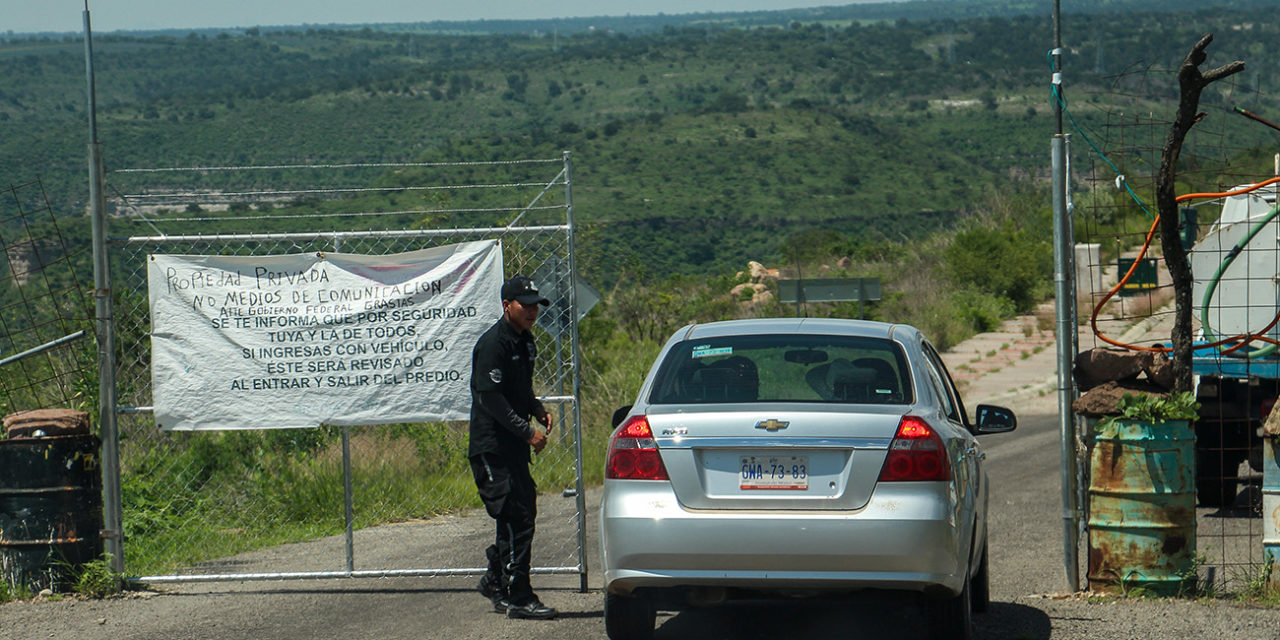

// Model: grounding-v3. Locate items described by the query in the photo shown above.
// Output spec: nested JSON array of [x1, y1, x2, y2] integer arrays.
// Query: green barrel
[[0, 434, 103, 592], [1087, 419, 1196, 595]]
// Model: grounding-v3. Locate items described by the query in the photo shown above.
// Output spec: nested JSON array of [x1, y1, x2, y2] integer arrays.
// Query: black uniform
[[468, 316, 547, 606]]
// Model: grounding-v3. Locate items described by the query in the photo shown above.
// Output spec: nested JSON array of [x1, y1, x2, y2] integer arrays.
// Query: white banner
[[147, 240, 503, 431]]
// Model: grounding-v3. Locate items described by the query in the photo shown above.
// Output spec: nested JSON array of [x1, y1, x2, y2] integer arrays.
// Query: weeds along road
[[4, 394, 1279, 640]]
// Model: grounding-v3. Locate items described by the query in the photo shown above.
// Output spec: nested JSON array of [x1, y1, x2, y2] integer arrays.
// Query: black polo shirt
[[467, 317, 547, 461]]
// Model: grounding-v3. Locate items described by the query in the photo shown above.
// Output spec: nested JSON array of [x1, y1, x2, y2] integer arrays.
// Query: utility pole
[[83, 1, 124, 574], [1050, 0, 1080, 592]]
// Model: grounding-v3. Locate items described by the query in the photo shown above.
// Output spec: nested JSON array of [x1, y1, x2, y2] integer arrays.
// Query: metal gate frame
[[96, 153, 589, 589]]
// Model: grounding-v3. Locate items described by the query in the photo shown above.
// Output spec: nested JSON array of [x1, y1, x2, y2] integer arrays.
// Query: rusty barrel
[[1264, 435, 1280, 591], [0, 434, 103, 591], [1087, 418, 1196, 595]]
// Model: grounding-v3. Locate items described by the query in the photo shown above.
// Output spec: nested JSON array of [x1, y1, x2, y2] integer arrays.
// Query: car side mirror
[[973, 404, 1016, 434], [611, 405, 633, 429]]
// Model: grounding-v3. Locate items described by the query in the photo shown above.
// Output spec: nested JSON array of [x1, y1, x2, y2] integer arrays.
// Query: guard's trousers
[[470, 452, 538, 603]]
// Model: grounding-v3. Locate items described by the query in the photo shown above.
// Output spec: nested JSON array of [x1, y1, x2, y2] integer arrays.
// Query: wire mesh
[[1067, 62, 1273, 592], [0, 179, 95, 420], [104, 156, 588, 582]]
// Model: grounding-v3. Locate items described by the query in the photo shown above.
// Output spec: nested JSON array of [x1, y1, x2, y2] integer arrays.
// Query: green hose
[[1199, 201, 1280, 359]]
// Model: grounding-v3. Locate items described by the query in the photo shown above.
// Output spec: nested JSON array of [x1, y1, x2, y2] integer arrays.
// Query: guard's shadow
[[651, 596, 1052, 639]]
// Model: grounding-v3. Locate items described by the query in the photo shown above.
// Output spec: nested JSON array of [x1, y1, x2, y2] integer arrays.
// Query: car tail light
[[878, 415, 950, 482], [605, 415, 670, 480]]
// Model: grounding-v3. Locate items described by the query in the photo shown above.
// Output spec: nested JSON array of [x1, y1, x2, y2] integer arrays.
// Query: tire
[[971, 542, 990, 614], [604, 592, 655, 640], [928, 570, 973, 640]]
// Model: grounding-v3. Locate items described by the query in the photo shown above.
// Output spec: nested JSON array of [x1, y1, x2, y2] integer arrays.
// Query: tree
[[1156, 34, 1244, 393]]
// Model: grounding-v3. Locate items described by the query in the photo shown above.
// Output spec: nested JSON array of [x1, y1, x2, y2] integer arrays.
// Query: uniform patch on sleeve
[[489, 368, 504, 384]]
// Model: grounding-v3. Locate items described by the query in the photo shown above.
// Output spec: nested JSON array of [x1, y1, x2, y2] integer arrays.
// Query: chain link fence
[[1066, 66, 1272, 592], [104, 155, 589, 585], [0, 179, 96, 415]]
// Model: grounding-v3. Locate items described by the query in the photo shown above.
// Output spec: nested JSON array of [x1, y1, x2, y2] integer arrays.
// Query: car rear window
[[648, 334, 912, 405]]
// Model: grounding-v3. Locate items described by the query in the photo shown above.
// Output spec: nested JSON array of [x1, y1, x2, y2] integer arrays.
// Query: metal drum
[[0, 434, 103, 591], [1264, 435, 1280, 591], [1087, 419, 1196, 595]]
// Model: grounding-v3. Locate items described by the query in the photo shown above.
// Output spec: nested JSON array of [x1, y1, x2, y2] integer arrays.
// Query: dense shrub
[[945, 225, 1051, 313]]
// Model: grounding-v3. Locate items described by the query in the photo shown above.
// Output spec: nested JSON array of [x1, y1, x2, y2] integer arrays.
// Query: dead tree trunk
[[1156, 34, 1244, 393]]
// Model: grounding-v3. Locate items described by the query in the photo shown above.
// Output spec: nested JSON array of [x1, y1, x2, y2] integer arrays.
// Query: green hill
[[3, 0, 1279, 284]]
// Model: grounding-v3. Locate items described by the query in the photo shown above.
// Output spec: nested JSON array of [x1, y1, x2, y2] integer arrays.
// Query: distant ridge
[[10, 0, 1280, 39]]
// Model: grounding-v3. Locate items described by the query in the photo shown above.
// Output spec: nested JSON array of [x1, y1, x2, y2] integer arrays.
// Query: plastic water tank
[[1190, 183, 1280, 343]]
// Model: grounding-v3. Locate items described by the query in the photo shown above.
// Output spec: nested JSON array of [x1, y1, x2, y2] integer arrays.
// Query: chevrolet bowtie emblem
[[755, 419, 789, 432]]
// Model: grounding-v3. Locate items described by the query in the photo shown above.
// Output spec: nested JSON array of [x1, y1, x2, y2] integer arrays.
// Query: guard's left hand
[[538, 412, 554, 436]]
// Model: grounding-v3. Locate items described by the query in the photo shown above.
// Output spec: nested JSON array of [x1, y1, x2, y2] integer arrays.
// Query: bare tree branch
[[1156, 33, 1244, 393]]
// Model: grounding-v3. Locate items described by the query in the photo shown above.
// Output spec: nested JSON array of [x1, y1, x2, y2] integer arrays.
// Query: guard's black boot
[[506, 596, 557, 620], [492, 596, 513, 614], [477, 574, 509, 613]]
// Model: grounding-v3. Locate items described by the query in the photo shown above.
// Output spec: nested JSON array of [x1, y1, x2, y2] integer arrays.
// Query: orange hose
[[1089, 178, 1280, 353]]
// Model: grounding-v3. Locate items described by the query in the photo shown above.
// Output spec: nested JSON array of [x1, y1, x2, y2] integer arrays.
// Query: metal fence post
[[563, 151, 589, 593], [84, 5, 124, 574], [1053, 134, 1080, 592], [333, 239, 356, 575], [343, 426, 355, 574]]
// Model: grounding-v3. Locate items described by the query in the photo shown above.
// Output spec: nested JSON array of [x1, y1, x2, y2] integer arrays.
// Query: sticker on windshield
[[692, 345, 733, 358]]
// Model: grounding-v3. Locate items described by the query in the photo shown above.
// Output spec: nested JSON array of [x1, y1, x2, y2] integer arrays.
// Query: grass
[[0, 581, 33, 603], [70, 556, 124, 598], [1230, 559, 1279, 606], [1087, 554, 1280, 607], [120, 417, 615, 577]]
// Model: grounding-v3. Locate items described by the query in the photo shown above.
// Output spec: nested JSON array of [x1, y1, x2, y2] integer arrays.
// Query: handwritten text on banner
[[148, 240, 503, 430]]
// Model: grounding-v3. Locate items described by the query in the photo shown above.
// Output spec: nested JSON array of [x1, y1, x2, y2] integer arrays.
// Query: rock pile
[[1072, 347, 1176, 417]]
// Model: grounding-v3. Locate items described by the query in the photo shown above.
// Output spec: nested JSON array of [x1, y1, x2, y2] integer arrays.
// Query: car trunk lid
[[646, 405, 901, 511]]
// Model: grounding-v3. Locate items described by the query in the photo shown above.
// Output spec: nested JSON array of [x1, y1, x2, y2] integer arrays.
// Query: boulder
[[1074, 347, 1155, 391], [1071, 380, 1170, 418], [746, 262, 780, 283], [1143, 351, 1176, 391]]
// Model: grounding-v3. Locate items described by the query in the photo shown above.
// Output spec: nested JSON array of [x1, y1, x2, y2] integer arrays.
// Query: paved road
[[4, 393, 1280, 639]]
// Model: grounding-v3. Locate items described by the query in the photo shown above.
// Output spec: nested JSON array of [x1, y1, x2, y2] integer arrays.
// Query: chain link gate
[[104, 154, 588, 587]]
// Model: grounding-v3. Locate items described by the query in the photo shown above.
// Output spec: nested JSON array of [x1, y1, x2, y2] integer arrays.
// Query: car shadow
[[651, 596, 1053, 639]]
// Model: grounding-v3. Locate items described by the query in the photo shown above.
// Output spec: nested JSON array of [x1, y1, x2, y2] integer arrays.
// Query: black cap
[[501, 276, 550, 306]]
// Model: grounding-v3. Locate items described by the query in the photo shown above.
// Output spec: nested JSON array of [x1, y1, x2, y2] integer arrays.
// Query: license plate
[[739, 455, 808, 490]]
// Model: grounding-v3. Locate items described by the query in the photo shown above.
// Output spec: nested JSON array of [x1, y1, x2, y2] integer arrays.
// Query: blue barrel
[[0, 434, 103, 592], [1264, 435, 1280, 590], [1087, 419, 1196, 595]]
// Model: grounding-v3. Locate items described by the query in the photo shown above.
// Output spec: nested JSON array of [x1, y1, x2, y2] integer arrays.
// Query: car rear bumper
[[600, 479, 966, 597]]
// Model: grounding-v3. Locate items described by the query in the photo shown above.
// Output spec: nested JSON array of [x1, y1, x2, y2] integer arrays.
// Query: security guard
[[468, 275, 557, 620]]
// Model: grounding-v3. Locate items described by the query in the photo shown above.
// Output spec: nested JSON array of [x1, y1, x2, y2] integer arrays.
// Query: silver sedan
[[599, 318, 1016, 640]]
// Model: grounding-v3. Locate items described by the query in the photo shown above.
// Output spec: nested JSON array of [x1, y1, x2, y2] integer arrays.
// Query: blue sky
[[9, 1, 869, 34]]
